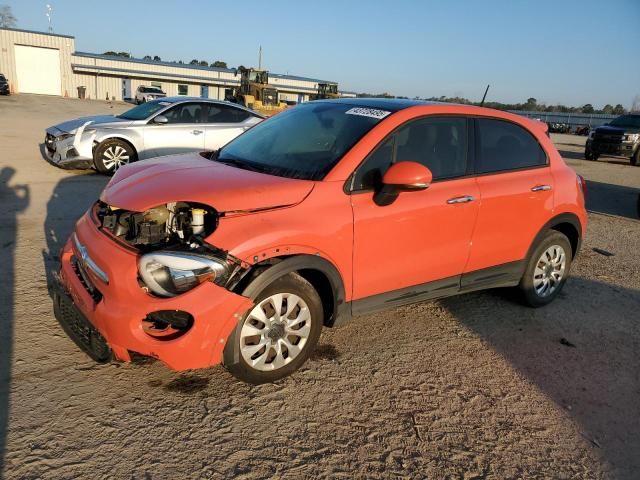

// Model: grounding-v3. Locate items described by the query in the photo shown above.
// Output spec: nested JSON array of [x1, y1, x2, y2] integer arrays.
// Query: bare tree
[[0, 4, 17, 28], [631, 95, 640, 113]]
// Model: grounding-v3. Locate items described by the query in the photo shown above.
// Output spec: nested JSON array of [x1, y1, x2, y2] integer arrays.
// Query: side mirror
[[153, 115, 168, 124], [374, 161, 432, 206], [382, 161, 432, 191]]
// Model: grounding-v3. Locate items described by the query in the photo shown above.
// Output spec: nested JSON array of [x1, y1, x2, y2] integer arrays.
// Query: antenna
[[480, 84, 490, 106], [45, 4, 53, 33], [258, 45, 262, 69]]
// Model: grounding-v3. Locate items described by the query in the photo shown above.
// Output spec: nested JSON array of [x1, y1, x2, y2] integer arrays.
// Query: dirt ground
[[0, 95, 639, 480]]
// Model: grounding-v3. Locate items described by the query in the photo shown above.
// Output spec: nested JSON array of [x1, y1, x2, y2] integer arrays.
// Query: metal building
[[0, 27, 354, 102]]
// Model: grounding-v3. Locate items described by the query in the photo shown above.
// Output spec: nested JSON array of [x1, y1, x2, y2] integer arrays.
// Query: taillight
[[577, 174, 587, 201]]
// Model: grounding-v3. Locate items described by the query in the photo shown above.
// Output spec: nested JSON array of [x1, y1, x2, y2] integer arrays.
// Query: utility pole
[[46, 4, 53, 33], [258, 46, 262, 69]]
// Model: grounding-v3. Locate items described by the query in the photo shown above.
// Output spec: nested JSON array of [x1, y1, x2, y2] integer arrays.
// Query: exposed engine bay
[[95, 201, 218, 250], [93, 201, 250, 297]]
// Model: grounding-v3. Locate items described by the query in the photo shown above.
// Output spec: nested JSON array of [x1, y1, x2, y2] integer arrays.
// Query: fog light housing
[[142, 310, 194, 340], [138, 251, 228, 297]]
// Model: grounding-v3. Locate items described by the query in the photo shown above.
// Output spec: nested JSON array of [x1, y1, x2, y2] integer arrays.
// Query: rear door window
[[162, 103, 204, 124], [205, 104, 250, 123], [476, 118, 547, 173]]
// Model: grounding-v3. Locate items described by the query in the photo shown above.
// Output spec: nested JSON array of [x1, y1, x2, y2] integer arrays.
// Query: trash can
[[77, 86, 86, 99]]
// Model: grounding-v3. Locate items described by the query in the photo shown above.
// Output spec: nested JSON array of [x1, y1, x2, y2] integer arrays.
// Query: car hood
[[52, 115, 132, 133], [595, 125, 640, 134], [100, 153, 315, 213]]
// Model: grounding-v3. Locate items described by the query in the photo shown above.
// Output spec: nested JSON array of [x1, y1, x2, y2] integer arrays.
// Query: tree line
[[356, 92, 630, 115]]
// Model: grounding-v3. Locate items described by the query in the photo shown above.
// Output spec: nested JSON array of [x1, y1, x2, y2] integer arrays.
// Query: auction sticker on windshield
[[345, 107, 391, 120]]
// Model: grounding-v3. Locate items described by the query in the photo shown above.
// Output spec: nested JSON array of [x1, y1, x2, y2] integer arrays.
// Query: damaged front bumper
[[44, 123, 95, 169], [55, 212, 254, 370]]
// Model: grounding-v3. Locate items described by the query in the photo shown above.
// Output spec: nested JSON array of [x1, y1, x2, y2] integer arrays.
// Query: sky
[[4, 0, 640, 108]]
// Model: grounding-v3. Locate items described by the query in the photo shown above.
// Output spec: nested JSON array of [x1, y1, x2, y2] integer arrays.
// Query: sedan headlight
[[623, 133, 639, 142], [588, 130, 596, 139], [138, 251, 228, 297], [56, 133, 74, 141]]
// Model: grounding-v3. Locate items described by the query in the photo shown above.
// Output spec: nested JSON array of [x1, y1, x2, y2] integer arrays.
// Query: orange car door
[[349, 116, 480, 308], [464, 117, 554, 278]]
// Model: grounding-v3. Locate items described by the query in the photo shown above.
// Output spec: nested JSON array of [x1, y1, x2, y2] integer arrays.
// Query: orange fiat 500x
[[54, 99, 587, 383]]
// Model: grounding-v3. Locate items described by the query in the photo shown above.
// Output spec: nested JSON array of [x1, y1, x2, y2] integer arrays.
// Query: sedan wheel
[[94, 139, 137, 175]]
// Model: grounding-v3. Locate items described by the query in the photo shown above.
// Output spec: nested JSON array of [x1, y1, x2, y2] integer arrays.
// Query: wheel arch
[[528, 212, 583, 259], [234, 254, 350, 328], [93, 135, 139, 160]]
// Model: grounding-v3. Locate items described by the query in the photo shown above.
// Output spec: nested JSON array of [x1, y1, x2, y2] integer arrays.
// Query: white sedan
[[44, 97, 264, 174]]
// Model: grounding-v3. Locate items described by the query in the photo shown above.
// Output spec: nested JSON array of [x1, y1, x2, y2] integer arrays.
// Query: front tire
[[223, 272, 323, 384], [631, 148, 639, 166], [93, 139, 137, 175], [518, 231, 572, 307]]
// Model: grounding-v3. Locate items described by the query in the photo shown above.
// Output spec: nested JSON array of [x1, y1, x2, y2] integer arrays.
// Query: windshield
[[609, 115, 640, 129], [142, 87, 163, 93], [217, 102, 391, 180], [118, 101, 171, 120]]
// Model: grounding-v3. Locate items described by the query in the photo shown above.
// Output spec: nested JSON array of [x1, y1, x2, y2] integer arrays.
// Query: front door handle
[[192, 130, 203, 135], [446, 195, 475, 204], [531, 184, 552, 192]]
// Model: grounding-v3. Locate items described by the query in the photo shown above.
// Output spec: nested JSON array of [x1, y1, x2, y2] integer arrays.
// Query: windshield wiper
[[215, 157, 272, 174]]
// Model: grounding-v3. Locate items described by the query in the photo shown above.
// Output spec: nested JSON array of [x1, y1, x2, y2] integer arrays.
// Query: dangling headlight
[[138, 251, 228, 297]]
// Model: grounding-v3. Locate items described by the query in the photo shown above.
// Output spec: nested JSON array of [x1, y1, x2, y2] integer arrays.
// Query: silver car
[[44, 97, 264, 174], [135, 85, 166, 104]]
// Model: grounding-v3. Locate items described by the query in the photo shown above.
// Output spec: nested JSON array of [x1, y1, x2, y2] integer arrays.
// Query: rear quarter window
[[476, 118, 547, 174]]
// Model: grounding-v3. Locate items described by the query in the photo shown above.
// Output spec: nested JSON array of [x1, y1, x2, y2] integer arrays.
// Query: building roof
[[0, 26, 75, 39], [73, 52, 334, 85]]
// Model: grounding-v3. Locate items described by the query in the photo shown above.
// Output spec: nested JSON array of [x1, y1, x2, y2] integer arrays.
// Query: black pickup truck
[[585, 114, 640, 166]]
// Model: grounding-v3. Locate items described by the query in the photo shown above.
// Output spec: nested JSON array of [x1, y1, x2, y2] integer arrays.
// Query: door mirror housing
[[153, 115, 168, 124], [382, 161, 432, 191], [374, 161, 432, 206]]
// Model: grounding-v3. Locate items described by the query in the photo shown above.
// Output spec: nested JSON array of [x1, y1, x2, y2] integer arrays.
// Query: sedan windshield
[[141, 87, 163, 93], [609, 115, 640, 129], [118, 100, 171, 120], [216, 102, 390, 180]]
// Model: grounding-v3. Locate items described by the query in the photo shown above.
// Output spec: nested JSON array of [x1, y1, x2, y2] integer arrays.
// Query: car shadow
[[42, 173, 109, 295], [585, 180, 640, 219], [439, 277, 640, 478], [0, 167, 30, 475]]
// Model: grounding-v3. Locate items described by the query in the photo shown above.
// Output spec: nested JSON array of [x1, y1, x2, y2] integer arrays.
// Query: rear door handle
[[531, 184, 552, 192], [446, 195, 475, 204], [192, 130, 203, 135]]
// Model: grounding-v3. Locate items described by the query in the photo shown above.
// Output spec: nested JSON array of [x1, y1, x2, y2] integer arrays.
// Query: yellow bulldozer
[[309, 82, 340, 101], [228, 67, 287, 116]]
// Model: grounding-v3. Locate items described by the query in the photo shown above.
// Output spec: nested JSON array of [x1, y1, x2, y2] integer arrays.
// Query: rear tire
[[223, 272, 323, 384], [93, 139, 137, 175], [518, 231, 573, 308]]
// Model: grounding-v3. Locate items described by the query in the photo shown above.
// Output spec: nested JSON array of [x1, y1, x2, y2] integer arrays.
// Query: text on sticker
[[345, 107, 391, 119]]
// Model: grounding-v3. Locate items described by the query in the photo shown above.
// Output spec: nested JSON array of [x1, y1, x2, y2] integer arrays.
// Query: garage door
[[14, 45, 62, 95]]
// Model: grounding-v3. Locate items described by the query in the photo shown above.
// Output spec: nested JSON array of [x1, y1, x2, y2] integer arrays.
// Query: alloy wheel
[[533, 245, 566, 297], [102, 145, 130, 171], [240, 293, 312, 371]]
